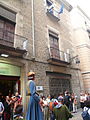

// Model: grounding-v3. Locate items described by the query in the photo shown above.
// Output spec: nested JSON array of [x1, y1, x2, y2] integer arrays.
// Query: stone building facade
[[0, 0, 83, 113], [71, 6, 90, 93]]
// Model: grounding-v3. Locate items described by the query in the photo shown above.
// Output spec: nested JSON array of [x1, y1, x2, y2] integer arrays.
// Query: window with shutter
[[4, 22, 15, 43], [49, 31, 60, 59], [0, 18, 15, 47], [0, 19, 4, 39]]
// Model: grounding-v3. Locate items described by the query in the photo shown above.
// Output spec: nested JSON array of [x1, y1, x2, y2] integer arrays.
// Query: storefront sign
[[36, 86, 43, 91], [0, 63, 20, 76]]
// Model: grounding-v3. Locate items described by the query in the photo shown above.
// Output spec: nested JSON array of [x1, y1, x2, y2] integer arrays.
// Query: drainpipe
[[32, 0, 35, 60]]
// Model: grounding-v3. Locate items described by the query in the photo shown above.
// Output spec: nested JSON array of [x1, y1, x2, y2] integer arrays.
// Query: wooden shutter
[[0, 6, 16, 23], [4, 22, 15, 43], [0, 18, 15, 47], [0, 19, 4, 39], [49, 33, 60, 59], [53, 37, 60, 59]]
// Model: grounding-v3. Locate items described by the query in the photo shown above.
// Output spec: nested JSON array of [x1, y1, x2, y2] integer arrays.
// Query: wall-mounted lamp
[[70, 55, 80, 64], [0, 54, 9, 57], [75, 57, 80, 64]]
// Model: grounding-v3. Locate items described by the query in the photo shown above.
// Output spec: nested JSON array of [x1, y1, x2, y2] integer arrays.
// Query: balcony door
[[0, 18, 15, 47], [49, 31, 60, 59]]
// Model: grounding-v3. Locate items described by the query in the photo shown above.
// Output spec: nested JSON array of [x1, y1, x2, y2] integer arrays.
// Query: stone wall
[[0, 0, 83, 113]]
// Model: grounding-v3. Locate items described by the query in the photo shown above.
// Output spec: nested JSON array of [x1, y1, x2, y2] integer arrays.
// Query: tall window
[[49, 31, 60, 59], [0, 18, 15, 47]]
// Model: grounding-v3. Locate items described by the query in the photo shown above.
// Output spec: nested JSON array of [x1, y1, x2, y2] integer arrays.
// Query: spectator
[[81, 100, 90, 120], [46, 95, 51, 104], [53, 97, 73, 120], [49, 95, 58, 120], [13, 92, 22, 113], [0, 99, 4, 120], [64, 91, 71, 109], [3, 96, 11, 120], [87, 93, 90, 101], [42, 96, 48, 120], [73, 96, 78, 113], [80, 93, 86, 109], [69, 93, 74, 111]]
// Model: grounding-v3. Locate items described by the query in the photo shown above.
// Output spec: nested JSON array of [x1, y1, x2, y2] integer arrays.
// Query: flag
[[48, 6, 54, 14], [59, 4, 64, 14]]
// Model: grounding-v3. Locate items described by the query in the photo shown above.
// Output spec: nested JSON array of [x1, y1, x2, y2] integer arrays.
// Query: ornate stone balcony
[[0, 28, 27, 58], [47, 47, 70, 65]]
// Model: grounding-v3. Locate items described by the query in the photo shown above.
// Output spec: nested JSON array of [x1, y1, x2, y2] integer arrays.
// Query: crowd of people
[[26, 71, 90, 120], [39, 91, 90, 120], [0, 90, 90, 120], [0, 91, 90, 120], [0, 71, 90, 120], [80, 92, 90, 109], [0, 92, 23, 120]]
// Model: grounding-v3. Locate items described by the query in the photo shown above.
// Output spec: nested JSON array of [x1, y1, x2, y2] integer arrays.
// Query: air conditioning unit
[[36, 86, 43, 91]]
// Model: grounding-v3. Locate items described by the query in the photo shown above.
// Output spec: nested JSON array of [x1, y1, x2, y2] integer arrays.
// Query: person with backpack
[[49, 95, 58, 120], [64, 91, 71, 110], [81, 100, 90, 120], [53, 96, 73, 120]]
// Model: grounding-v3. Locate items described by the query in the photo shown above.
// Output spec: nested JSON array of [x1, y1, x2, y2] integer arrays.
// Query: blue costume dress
[[26, 80, 43, 120]]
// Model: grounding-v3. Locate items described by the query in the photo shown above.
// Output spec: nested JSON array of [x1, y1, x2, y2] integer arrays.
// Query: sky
[[66, 0, 90, 17]]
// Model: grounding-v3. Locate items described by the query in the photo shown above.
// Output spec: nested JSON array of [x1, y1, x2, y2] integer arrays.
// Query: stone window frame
[[0, 2, 24, 47], [0, 2, 20, 28], [0, 2, 19, 23], [0, 1, 19, 12], [46, 25, 61, 57], [0, 3, 17, 47]]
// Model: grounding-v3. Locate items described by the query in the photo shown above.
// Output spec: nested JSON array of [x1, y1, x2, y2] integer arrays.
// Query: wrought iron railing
[[0, 28, 28, 50], [48, 47, 70, 63]]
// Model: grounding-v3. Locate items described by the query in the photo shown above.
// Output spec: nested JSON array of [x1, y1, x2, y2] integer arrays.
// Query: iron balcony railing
[[49, 47, 70, 63], [0, 28, 28, 50]]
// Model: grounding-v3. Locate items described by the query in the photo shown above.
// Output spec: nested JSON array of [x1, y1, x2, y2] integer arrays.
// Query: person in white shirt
[[80, 93, 86, 109], [82, 100, 90, 120], [0, 99, 4, 120]]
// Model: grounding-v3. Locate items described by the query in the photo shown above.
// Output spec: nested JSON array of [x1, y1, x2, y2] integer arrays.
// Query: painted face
[[28, 74, 35, 80]]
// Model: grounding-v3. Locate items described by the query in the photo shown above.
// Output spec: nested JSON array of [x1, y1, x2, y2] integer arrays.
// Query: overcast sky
[[66, 0, 90, 17]]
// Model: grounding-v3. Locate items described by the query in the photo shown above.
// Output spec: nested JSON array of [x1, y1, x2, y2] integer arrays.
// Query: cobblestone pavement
[[70, 109, 83, 120]]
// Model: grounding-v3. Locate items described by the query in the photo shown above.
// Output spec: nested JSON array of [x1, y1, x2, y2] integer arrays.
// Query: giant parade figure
[[26, 71, 43, 120]]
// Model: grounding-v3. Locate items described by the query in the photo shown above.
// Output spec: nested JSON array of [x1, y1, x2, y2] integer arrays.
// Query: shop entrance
[[0, 75, 20, 97]]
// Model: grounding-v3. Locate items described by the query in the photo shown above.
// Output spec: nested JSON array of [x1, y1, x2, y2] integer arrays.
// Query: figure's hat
[[28, 71, 35, 77], [28, 72, 35, 80]]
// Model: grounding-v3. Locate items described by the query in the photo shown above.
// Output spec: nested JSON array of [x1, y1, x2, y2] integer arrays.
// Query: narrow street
[[70, 109, 83, 120], [0, 1, 90, 120]]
